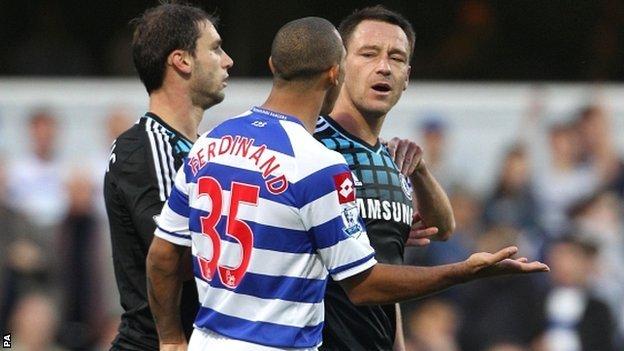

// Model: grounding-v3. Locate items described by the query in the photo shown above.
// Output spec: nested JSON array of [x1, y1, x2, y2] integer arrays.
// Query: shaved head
[[271, 17, 343, 81]]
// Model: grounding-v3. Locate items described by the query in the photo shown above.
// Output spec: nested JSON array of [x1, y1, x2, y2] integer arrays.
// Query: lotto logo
[[3, 333, 10, 348], [333, 172, 356, 204]]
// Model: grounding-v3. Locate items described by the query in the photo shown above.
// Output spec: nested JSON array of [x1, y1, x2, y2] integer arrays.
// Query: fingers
[[386, 137, 399, 160], [490, 246, 519, 264], [402, 147, 418, 175], [406, 156, 421, 176], [403, 144, 423, 176], [406, 226, 438, 247], [409, 226, 438, 239], [497, 258, 550, 274], [386, 138, 426, 176], [520, 261, 550, 273], [394, 143, 407, 172]]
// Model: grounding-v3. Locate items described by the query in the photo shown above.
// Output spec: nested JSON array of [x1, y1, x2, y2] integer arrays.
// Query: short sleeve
[[298, 163, 376, 281], [154, 161, 192, 247]]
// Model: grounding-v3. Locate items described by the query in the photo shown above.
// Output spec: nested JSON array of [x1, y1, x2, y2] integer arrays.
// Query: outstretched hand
[[406, 213, 438, 247], [465, 246, 550, 278]]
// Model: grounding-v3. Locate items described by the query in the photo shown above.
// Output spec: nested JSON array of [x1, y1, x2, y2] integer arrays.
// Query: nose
[[375, 56, 391, 76], [223, 50, 234, 69]]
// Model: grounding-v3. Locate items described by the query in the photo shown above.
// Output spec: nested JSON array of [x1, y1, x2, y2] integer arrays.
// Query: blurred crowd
[[0, 101, 623, 351], [0, 109, 133, 351], [403, 102, 624, 351]]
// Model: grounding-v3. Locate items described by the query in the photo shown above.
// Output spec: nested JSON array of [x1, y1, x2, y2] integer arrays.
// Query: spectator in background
[[574, 104, 624, 198], [7, 109, 68, 232], [568, 191, 624, 344], [458, 226, 543, 351], [419, 116, 456, 190], [0, 159, 50, 333], [532, 122, 599, 237], [522, 92, 601, 238], [483, 144, 543, 257], [414, 186, 480, 269], [535, 235, 616, 351], [105, 108, 134, 144], [403, 299, 460, 351], [8, 292, 66, 351], [57, 171, 102, 350]]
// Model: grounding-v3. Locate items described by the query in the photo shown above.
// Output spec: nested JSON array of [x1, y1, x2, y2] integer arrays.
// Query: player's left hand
[[384, 137, 425, 176], [406, 213, 438, 247]]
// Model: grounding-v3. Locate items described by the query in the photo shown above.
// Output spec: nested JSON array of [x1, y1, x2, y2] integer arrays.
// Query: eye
[[361, 52, 375, 58], [391, 55, 406, 63]]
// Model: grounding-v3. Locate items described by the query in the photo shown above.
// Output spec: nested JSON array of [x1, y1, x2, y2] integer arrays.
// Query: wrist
[[451, 260, 474, 284]]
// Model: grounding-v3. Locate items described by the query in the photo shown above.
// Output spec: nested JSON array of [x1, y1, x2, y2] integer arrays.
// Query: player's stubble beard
[[353, 83, 404, 121], [191, 63, 226, 111]]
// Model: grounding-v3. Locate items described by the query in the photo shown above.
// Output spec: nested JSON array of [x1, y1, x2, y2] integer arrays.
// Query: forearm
[[146, 239, 186, 344], [410, 165, 455, 240], [393, 303, 406, 351], [345, 262, 469, 305]]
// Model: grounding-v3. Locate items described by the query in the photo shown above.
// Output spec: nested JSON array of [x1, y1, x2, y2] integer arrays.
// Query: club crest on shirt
[[400, 174, 413, 201], [341, 203, 363, 238]]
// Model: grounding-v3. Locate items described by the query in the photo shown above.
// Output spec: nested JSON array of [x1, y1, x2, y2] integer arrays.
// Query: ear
[[268, 57, 277, 74], [403, 65, 411, 91], [167, 49, 193, 74], [327, 64, 341, 87]]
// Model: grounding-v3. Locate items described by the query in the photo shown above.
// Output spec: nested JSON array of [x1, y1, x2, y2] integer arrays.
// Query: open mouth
[[371, 83, 391, 93]]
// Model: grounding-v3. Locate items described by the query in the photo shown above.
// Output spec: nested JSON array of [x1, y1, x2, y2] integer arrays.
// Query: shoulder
[[108, 124, 149, 170], [281, 120, 347, 176], [106, 120, 171, 177]]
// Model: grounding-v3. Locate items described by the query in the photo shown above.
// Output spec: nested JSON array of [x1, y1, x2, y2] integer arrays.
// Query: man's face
[[190, 21, 234, 110], [30, 115, 57, 160], [341, 20, 410, 117]]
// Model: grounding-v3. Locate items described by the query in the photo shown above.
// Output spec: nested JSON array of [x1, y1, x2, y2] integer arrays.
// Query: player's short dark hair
[[270, 17, 343, 81], [338, 5, 415, 61], [131, 3, 218, 94]]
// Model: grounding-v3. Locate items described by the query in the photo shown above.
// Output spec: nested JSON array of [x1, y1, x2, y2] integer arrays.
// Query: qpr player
[[147, 16, 550, 351]]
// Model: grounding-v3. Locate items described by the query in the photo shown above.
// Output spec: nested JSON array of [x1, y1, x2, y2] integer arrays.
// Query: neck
[[261, 81, 325, 133], [148, 87, 203, 142], [330, 90, 385, 145]]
